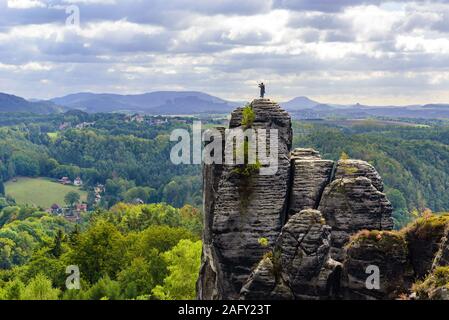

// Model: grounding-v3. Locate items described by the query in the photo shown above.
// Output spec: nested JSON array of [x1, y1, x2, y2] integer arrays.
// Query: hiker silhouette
[[258, 82, 265, 98]]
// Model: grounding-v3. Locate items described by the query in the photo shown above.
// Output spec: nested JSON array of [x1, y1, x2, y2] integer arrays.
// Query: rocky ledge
[[197, 99, 449, 300]]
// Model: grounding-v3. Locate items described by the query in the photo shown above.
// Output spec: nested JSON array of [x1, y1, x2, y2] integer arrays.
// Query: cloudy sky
[[1, 0, 449, 105]]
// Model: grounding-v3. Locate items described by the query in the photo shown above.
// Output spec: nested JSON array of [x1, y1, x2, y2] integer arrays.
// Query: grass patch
[[403, 214, 449, 241], [5, 177, 87, 208], [47, 132, 58, 140]]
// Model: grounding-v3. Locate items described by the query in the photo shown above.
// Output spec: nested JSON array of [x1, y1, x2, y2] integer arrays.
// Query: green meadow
[[5, 177, 87, 208]]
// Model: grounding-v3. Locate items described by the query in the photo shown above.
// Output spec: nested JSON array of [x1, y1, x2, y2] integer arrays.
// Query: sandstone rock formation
[[241, 209, 342, 300], [318, 176, 394, 261], [288, 150, 334, 217], [197, 99, 413, 300]]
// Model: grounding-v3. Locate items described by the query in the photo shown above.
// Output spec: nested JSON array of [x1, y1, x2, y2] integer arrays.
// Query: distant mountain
[[422, 104, 449, 109], [4, 90, 449, 119], [282, 96, 321, 110], [0, 93, 61, 114], [51, 91, 240, 114]]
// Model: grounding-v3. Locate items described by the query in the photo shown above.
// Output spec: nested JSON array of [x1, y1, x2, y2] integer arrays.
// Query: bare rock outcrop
[[318, 177, 394, 261], [334, 159, 384, 191], [288, 149, 334, 216], [196, 127, 225, 300]]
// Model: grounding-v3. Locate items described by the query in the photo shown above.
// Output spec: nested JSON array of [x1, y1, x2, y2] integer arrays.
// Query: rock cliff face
[[197, 99, 449, 300], [197, 99, 292, 300], [241, 209, 342, 300]]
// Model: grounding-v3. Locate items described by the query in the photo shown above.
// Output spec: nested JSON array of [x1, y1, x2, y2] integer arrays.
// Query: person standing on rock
[[258, 82, 265, 98]]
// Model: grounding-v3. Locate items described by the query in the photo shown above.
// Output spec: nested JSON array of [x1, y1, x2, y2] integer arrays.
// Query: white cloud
[[7, 0, 46, 9], [1, 0, 449, 104]]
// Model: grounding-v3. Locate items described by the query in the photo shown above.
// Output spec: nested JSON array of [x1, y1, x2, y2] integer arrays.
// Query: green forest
[[0, 111, 202, 209], [293, 120, 449, 227], [1, 111, 449, 299], [0, 203, 202, 300]]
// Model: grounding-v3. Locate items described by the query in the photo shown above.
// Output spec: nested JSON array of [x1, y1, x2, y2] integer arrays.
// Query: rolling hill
[[0, 93, 61, 114]]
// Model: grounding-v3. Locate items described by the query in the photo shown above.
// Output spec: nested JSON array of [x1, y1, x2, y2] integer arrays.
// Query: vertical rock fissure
[[283, 158, 296, 225]]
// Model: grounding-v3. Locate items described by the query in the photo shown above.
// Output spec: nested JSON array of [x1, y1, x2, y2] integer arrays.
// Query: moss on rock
[[403, 214, 449, 241], [347, 229, 407, 255], [413, 266, 449, 300], [403, 214, 449, 279]]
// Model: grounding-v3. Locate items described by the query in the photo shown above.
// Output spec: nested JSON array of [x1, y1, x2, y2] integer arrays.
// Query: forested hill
[[293, 121, 449, 227], [0, 112, 203, 209], [0, 93, 61, 114]]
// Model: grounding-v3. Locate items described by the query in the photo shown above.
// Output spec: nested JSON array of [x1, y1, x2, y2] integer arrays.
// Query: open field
[[47, 132, 58, 139], [5, 177, 87, 208]]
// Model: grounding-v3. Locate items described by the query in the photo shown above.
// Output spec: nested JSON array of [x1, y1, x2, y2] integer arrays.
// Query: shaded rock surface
[[288, 149, 334, 217], [241, 210, 341, 300], [433, 225, 449, 269], [239, 256, 293, 300], [341, 231, 412, 299], [196, 127, 226, 300], [405, 215, 449, 279]]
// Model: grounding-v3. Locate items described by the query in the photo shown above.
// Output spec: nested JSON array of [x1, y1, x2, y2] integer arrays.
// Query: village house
[[93, 184, 105, 204], [94, 194, 102, 204], [74, 177, 83, 186], [132, 114, 144, 123], [131, 198, 144, 205], [75, 203, 88, 212], [75, 122, 95, 129], [59, 122, 70, 130], [50, 203, 62, 215], [147, 117, 168, 126], [64, 211, 80, 223], [59, 177, 71, 185], [94, 184, 105, 194], [125, 114, 144, 123]]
